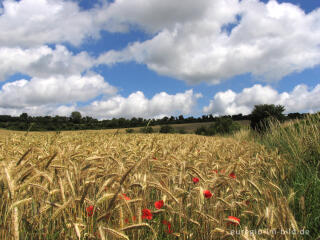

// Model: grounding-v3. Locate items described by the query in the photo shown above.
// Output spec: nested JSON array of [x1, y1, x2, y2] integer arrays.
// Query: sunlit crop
[[0, 131, 297, 239]]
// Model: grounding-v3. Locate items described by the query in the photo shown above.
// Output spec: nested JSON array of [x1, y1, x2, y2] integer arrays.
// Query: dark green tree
[[287, 112, 303, 120], [70, 111, 82, 124], [19, 113, 28, 121], [19, 113, 30, 125], [250, 104, 286, 132]]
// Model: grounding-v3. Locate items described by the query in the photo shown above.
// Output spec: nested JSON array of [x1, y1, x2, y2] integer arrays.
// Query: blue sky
[[0, 0, 319, 119]]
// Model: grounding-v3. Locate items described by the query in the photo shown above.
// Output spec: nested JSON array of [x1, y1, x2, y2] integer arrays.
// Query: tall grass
[[235, 113, 320, 239]]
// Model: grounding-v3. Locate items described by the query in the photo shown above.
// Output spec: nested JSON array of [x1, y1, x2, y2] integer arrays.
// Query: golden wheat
[[0, 130, 298, 239]]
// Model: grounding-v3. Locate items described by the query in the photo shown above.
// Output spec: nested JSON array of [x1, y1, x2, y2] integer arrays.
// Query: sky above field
[[0, 0, 319, 119]]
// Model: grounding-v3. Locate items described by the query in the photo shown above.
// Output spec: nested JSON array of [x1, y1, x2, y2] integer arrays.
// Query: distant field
[[0, 120, 250, 135], [0, 129, 297, 239], [167, 120, 250, 133]]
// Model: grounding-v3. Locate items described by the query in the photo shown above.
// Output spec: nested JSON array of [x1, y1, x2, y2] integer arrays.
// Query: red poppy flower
[[125, 216, 137, 223], [203, 190, 213, 199], [152, 156, 157, 160], [162, 220, 172, 234], [120, 193, 130, 201], [154, 200, 164, 209], [142, 208, 152, 220], [227, 216, 240, 225], [213, 170, 218, 174], [229, 172, 236, 179], [192, 177, 199, 184], [86, 205, 94, 217], [220, 169, 225, 174]]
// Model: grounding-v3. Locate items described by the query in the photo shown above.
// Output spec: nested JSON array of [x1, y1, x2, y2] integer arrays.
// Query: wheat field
[[0, 130, 298, 239]]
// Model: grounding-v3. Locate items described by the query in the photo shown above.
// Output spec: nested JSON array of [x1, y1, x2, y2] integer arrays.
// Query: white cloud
[[98, 0, 320, 84], [104, 0, 213, 33], [81, 89, 201, 119], [0, 104, 76, 117], [203, 84, 320, 115], [0, 0, 319, 120], [0, 88, 201, 119], [0, 73, 117, 108], [0, 0, 112, 47], [2, 0, 320, 85], [0, 45, 94, 81]]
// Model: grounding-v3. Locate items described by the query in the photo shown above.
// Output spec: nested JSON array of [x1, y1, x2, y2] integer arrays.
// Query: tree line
[[0, 105, 310, 132]]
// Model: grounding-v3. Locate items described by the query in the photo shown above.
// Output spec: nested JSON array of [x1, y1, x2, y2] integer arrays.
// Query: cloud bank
[[0, 89, 201, 119], [203, 84, 320, 115]]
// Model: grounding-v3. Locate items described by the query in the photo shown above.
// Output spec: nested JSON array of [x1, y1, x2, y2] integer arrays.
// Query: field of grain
[[0, 131, 297, 239]]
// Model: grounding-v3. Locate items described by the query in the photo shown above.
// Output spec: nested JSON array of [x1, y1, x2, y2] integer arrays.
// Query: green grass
[[236, 113, 320, 239]]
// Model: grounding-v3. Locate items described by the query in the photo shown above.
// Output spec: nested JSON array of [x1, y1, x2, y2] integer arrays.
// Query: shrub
[[205, 124, 217, 135], [159, 125, 175, 133], [140, 126, 154, 133], [195, 126, 207, 135], [178, 128, 186, 134], [126, 128, 134, 133], [212, 117, 240, 134], [195, 118, 241, 136]]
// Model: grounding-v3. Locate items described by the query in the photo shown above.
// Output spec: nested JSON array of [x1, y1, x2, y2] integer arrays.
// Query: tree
[[161, 116, 169, 123], [231, 114, 243, 121], [201, 115, 209, 122], [19, 113, 28, 120], [287, 112, 303, 120], [70, 111, 82, 124], [250, 104, 286, 132], [169, 116, 175, 122], [19, 113, 30, 124]]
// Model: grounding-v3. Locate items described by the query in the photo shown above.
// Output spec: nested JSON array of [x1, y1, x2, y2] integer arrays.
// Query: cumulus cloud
[[0, 0, 110, 47], [0, 89, 201, 119], [104, 0, 213, 33], [203, 84, 320, 115], [0, 73, 117, 108], [98, 0, 320, 84], [0, 104, 76, 117], [2, 0, 320, 85], [1, 0, 319, 120], [0, 45, 94, 81], [80, 89, 201, 119]]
